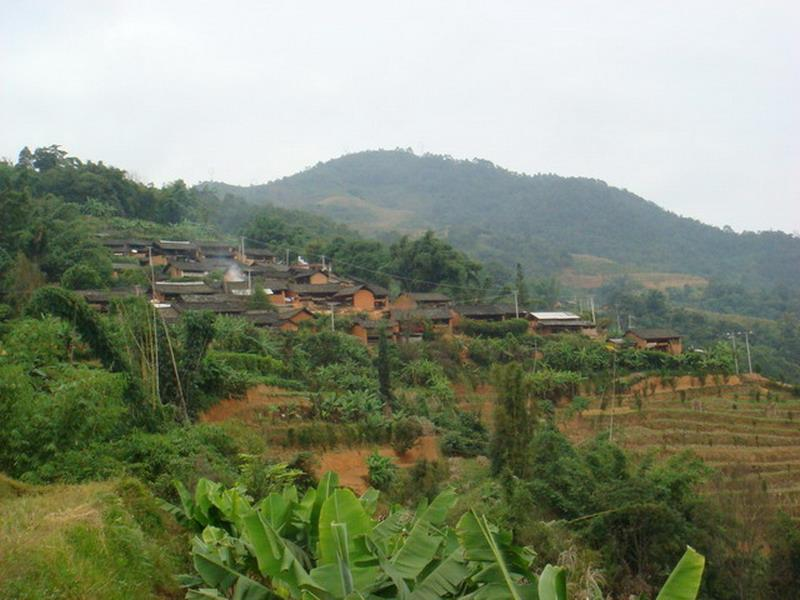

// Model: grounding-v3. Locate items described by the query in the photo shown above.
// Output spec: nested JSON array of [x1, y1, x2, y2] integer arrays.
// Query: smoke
[[226, 261, 245, 282]]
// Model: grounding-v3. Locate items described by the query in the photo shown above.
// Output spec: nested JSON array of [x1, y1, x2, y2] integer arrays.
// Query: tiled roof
[[627, 328, 681, 340], [391, 307, 453, 321]]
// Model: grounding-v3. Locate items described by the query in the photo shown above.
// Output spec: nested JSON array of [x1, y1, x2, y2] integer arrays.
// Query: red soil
[[317, 435, 440, 494], [200, 385, 309, 424]]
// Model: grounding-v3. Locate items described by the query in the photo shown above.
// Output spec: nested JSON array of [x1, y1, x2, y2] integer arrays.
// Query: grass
[[0, 476, 187, 600]]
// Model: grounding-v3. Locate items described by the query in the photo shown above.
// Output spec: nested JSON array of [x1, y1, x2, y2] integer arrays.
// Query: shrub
[[366, 452, 397, 491], [207, 350, 284, 377], [314, 362, 378, 393], [439, 410, 489, 458], [1, 316, 71, 368], [395, 458, 450, 504], [315, 390, 383, 422], [391, 416, 424, 455], [458, 318, 530, 338], [60, 262, 105, 290]]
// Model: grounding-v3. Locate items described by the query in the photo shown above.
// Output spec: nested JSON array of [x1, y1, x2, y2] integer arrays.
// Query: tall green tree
[[376, 325, 392, 416], [490, 362, 534, 479], [515, 262, 529, 307]]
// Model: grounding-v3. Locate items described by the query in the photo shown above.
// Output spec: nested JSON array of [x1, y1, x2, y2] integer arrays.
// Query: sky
[[2, 1, 798, 233]]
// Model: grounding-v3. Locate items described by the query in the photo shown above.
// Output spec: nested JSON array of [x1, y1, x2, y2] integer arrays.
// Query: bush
[[395, 458, 450, 504], [314, 362, 378, 393], [207, 350, 284, 377], [366, 452, 397, 491], [458, 318, 530, 338], [439, 410, 489, 458], [315, 390, 383, 423], [60, 262, 105, 290], [1, 316, 71, 368], [391, 416, 424, 455]]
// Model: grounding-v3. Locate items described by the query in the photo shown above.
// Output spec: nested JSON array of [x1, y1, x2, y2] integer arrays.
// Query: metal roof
[[530, 311, 580, 321]]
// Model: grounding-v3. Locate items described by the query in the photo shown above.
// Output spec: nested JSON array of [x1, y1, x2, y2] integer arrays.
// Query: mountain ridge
[[199, 149, 800, 288]]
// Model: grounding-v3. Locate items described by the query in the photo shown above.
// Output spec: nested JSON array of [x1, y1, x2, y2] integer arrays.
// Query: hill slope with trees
[[202, 149, 800, 288]]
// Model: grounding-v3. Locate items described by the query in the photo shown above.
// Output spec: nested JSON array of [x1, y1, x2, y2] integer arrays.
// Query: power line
[[241, 235, 517, 296]]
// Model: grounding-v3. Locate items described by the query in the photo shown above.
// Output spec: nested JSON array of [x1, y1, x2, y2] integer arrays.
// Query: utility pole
[[744, 331, 753, 374], [590, 296, 596, 324], [512, 289, 519, 318], [628, 314, 634, 330], [610, 351, 617, 443], [730, 333, 740, 375], [240, 236, 245, 261], [285, 249, 290, 265], [148, 247, 156, 301], [327, 302, 337, 331]]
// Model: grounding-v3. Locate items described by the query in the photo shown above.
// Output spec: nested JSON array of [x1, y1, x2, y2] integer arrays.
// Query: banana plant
[[176, 473, 705, 599]]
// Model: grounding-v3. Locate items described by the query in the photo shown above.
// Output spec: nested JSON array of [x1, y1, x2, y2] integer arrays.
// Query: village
[[87, 235, 684, 352]]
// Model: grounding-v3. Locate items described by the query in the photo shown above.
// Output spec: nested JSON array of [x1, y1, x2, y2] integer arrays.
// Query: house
[[453, 303, 520, 323], [76, 288, 144, 312], [165, 259, 244, 282], [625, 329, 683, 354], [288, 283, 344, 306], [154, 303, 180, 324], [392, 292, 452, 310], [242, 306, 315, 332], [99, 238, 151, 257], [198, 242, 236, 260], [164, 260, 212, 279], [111, 262, 144, 280], [528, 312, 597, 337], [278, 306, 316, 329], [240, 248, 277, 265], [174, 293, 247, 315], [152, 281, 217, 301], [292, 268, 330, 285], [242, 263, 292, 280], [349, 318, 399, 345], [391, 307, 455, 336], [150, 240, 200, 265], [332, 283, 390, 312]]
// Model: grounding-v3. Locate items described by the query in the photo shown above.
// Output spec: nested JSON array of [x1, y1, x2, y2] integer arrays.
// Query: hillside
[[202, 150, 800, 286], [561, 375, 800, 517]]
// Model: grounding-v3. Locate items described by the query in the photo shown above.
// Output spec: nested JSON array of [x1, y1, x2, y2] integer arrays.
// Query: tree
[[248, 284, 274, 310], [768, 513, 800, 597], [490, 362, 534, 479], [32, 144, 68, 171], [179, 310, 216, 418], [515, 262, 529, 306], [60, 263, 104, 290], [376, 325, 392, 416], [16, 146, 34, 169], [389, 231, 484, 299]]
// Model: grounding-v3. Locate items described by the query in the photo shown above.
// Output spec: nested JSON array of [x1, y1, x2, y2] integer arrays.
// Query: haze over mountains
[[202, 150, 800, 288]]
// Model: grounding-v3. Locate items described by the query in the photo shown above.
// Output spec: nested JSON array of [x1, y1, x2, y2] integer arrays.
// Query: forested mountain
[[202, 150, 800, 287]]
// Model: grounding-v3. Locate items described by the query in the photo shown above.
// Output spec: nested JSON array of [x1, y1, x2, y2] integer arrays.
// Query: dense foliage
[[202, 149, 800, 289]]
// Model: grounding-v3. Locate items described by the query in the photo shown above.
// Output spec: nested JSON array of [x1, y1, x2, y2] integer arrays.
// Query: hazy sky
[[2, 1, 798, 232]]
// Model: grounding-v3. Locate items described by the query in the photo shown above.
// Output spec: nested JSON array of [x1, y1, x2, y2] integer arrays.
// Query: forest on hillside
[[2, 146, 800, 600], [202, 149, 800, 290]]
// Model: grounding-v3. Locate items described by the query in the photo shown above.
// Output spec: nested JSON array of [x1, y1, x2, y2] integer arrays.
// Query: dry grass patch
[[0, 477, 185, 600]]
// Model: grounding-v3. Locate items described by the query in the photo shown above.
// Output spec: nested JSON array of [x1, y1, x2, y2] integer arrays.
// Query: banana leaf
[[656, 546, 705, 600]]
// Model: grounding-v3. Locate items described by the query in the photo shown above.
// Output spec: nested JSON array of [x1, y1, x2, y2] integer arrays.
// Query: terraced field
[[562, 379, 800, 516]]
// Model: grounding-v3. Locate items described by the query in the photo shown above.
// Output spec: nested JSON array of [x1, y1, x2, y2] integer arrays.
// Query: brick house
[[625, 329, 683, 354]]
